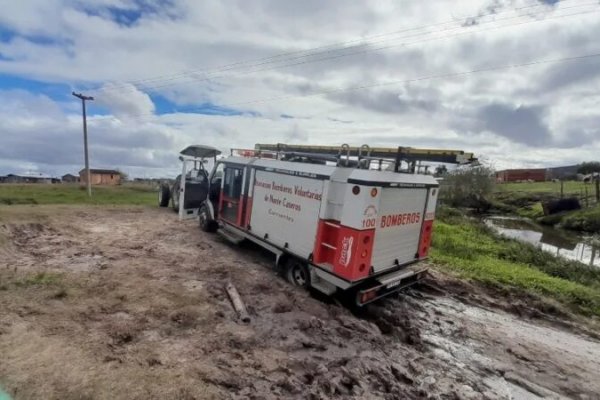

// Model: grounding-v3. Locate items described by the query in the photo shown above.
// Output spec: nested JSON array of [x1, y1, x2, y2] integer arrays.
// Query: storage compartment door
[[371, 188, 427, 272]]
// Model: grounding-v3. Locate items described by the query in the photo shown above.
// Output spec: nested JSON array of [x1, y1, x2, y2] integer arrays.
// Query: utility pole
[[72, 92, 94, 197]]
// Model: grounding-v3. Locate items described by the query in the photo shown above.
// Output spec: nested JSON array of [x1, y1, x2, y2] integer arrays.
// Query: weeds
[[515, 202, 544, 219], [431, 213, 600, 317], [0, 184, 157, 206], [560, 206, 600, 233], [14, 272, 62, 287]]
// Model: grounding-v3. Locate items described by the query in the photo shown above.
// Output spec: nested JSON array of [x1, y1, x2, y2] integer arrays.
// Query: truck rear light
[[359, 288, 377, 304], [370, 188, 378, 197], [352, 185, 361, 195], [418, 220, 434, 258]]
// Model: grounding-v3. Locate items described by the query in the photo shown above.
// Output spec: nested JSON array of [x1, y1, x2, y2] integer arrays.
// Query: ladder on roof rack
[[254, 143, 478, 169]]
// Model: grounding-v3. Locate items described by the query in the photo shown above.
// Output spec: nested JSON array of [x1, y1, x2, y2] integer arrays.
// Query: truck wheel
[[199, 204, 217, 233], [286, 258, 310, 288], [158, 185, 170, 207]]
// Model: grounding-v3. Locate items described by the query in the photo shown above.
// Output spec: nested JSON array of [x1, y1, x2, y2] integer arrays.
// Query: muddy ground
[[0, 206, 599, 400]]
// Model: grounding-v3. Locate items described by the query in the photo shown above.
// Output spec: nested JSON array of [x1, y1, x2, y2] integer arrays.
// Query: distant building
[[2, 173, 53, 184], [79, 169, 121, 185], [496, 169, 546, 183], [61, 174, 79, 183]]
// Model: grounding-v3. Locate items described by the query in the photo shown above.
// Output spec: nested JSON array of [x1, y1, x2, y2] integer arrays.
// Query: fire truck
[[159, 143, 476, 305]]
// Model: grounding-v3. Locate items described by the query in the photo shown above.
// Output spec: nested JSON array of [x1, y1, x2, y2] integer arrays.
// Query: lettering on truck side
[[380, 212, 421, 228]]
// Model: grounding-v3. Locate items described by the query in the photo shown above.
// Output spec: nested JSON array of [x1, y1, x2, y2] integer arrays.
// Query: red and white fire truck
[[159, 143, 476, 305]]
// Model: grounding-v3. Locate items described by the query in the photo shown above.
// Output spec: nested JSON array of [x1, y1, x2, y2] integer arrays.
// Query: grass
[[0, 183, 157, 206], [495, 181, 589, 195], [515, 202, 544, 219], [431, 211, 600, 317], [15, 272, 62, 287], [492, 181, 600, 232], [560, 206, 600, 233]]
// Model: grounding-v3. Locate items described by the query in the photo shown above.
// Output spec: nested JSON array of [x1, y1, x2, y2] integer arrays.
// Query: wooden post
[[560, 180, 564, 199], [585, 185, 589, 208], [225, 282, 250, 323]]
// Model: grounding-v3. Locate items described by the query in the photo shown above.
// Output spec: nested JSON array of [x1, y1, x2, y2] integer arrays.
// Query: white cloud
[[0, 0, 599, 177], [95, 82, 155, 118]]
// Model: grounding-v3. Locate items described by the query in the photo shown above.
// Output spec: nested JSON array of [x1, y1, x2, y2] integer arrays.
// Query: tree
[[439, 165, 495, 211], [577, 162, 600, 175], [434, 165, 448, 177]]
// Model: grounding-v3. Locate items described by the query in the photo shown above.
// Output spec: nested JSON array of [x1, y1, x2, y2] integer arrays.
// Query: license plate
[[386, 279, 402, 289]]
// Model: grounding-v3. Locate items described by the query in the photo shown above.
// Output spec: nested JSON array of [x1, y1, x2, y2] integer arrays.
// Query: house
[[79, 169, 121, 185], [61, 174, 79, 183], [2, 173, 53, 184], [496, 168, 546, 183]]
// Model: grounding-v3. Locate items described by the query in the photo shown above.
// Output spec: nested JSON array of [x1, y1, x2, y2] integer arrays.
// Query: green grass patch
[[431, 215, 600, 317], [515, 202, 544, 219], [0, 184, 157, 206], [14, 272, 62, 287], [495, 181, 588, 195], [560, 206, 600, 233]]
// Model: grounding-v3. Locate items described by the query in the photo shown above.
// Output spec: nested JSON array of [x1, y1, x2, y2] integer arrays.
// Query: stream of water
[[485, 216, 600, 268]]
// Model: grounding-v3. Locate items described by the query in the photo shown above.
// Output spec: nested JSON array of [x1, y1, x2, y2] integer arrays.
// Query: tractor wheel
[[285, 258, 310, 289], [171, 187, 180, 212], [158, 185, 170, 207], [199, 204, 217, 233]]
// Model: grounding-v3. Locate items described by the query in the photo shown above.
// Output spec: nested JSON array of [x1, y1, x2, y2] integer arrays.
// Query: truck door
[[209, 163, 224, 215], [220, 165, 244, 225]]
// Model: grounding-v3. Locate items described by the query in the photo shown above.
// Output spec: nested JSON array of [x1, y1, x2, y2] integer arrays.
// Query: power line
[[90, 51, 600, 123], [89, 0, 596, 94], [133, 5, 598, 94], [194, 53, 600, 107]]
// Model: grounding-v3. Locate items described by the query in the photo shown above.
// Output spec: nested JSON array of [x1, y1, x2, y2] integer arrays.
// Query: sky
[[0, 0, 599, 178]]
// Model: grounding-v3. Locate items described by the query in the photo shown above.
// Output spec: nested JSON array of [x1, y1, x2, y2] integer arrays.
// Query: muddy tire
[[285, 258, 310, 289], [199, 204, 217, 233], [158, 185, 170, 207], [171, 186, 180, 213]]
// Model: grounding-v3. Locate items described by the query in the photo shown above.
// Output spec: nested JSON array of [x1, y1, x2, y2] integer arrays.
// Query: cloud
[[94, 82, 155, 118], [0, 0, 599, 176], [327, 86, 439, 115], [476, 103, 551, 146]]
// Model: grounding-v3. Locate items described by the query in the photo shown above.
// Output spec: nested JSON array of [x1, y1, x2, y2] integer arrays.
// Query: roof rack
[[254, 143, 477, 171]]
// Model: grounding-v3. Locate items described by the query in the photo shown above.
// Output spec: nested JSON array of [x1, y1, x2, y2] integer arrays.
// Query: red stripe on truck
[[244, 196, 253, 228]]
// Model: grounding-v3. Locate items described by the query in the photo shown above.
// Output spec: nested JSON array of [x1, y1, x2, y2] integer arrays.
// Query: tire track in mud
[[1, 207, 599, 399]]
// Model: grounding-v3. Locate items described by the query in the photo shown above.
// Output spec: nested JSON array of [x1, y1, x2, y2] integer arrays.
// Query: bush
[[439, 165, 495, 211]]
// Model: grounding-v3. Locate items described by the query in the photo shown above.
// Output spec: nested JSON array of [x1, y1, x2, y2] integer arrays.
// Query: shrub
[[439, 165, 495, 211]]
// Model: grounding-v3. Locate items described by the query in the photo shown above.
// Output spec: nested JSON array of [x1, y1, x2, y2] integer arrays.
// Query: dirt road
[[1, 206, 599, 399]]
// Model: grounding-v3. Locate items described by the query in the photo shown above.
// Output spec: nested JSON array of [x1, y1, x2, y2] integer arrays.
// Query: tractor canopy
[[179, 145, 222, 159]]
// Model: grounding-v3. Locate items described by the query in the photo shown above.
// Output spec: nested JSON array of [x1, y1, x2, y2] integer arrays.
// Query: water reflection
[[485, 216, 600, 268]]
